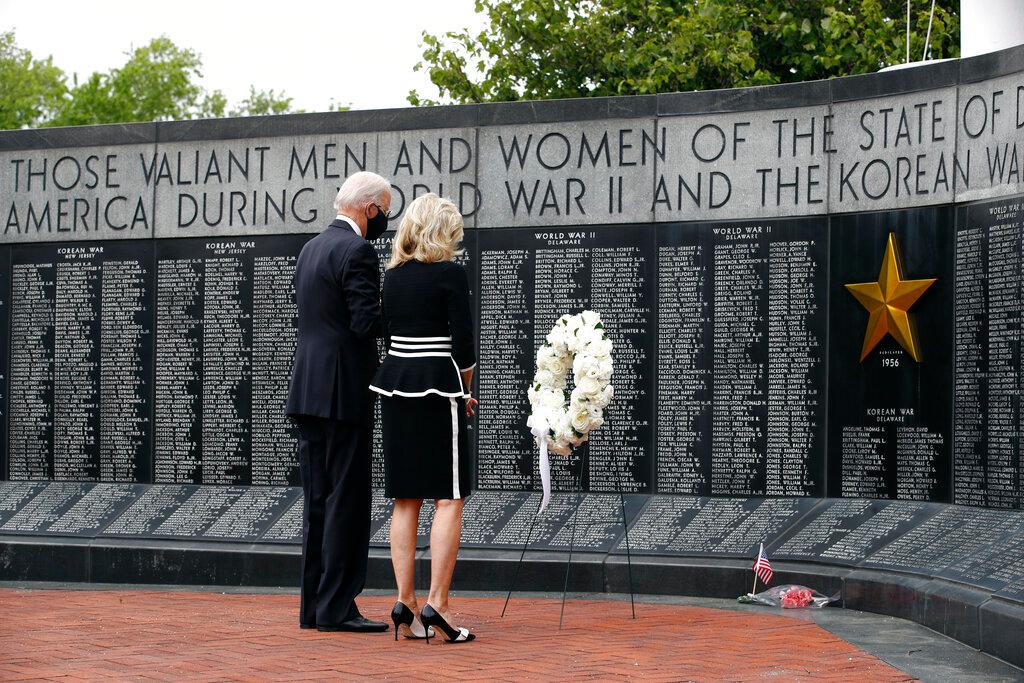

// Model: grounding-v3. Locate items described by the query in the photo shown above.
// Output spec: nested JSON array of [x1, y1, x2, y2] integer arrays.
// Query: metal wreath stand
[[500, 440, 636, 628]]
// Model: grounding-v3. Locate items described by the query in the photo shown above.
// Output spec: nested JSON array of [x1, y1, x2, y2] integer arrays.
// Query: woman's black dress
[[369, 260, 476, 500]]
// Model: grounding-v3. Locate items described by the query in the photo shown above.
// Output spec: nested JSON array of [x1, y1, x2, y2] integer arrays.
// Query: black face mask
[[366, 204, 389, 240]]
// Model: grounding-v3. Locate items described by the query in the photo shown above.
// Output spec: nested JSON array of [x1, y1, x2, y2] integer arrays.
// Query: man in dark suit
[[286, 171, 392, 632]]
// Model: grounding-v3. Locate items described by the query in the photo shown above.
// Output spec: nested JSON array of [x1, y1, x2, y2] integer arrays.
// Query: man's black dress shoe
[[300, 623, 317, 630], [318, 616, 389, 633]]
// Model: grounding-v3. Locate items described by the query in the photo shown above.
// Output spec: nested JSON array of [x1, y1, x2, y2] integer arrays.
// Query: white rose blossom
[[570, 407, 591, 433], [548, 355, 570, 378], [578, 326, 604, 347], [576, 376, 602, 398], [573, 355, 597, 381], [532, 369, 555, 388], [589, 338, 613, 359], [593, 385, 614, 409], [536, 345, 557, 370]]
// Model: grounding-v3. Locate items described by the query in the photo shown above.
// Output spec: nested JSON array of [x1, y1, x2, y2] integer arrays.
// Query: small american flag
[[753, 543, 773, 585]]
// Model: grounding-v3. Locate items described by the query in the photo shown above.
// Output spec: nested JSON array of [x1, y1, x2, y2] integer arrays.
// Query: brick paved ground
[[0, 588, 914, 681]]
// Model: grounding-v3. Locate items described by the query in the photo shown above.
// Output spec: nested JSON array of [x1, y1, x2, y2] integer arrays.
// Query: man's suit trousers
[[294, 416, 372, 627]]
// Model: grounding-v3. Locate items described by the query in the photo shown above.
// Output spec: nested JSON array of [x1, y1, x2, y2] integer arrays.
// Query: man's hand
[[465, 395, 478, 418]]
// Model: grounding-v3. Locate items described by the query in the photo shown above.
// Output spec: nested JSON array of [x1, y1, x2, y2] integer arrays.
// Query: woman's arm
[[446, 263, 477, 415], [446, 263, 477, 373], [461, 366, 477, 417]]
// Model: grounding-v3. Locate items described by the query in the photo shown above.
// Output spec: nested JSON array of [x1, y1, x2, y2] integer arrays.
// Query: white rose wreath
[[527, 310, 614, 512]]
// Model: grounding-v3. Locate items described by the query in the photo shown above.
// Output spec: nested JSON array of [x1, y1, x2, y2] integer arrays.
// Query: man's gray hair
[[334, 171, 391, 212]]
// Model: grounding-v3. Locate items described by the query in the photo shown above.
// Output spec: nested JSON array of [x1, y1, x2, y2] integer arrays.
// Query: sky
[[0, 0, 485, 112]]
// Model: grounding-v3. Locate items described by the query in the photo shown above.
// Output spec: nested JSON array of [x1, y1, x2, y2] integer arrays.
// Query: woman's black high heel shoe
[[390, 601, 432, 641], [419, 604, 475, 643]]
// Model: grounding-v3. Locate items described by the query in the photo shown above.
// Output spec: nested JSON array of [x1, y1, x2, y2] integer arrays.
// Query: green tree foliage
[[0, 30, 67, 129], [229, 86, 296, 117], [409, 0, 959, 105], [0, 32, 298, 129], [50, 37, 209, 126], [49, 37, 299, 126]]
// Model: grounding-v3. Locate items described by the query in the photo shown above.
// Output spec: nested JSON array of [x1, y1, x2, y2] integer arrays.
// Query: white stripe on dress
[[392, 335, 452, 342], [388, 350, 453, 358], [390, 342, 452, 351], [450, 397, 461, 499], [368, 386, 466, 398]]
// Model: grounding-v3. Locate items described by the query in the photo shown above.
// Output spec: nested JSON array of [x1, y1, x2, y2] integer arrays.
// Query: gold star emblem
[[846, 232, 936, 363]]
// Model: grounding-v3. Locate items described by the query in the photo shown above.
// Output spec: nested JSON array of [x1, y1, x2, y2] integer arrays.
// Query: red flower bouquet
[[737, 584, 835, 609], [780, 586, 815, 608]]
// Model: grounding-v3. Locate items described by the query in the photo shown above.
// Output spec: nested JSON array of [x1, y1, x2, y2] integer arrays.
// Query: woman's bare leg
[[426, 497, 465, 617], [390, 498, 422, 607]]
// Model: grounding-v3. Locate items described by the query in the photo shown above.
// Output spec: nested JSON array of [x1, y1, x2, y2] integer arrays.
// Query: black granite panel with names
[[199, 486, 299, 541], [0, 246, 8, 481], [953, 194, 1024, 508], [768, 498, 943, 565], [0, 480, 47, 527], [260, 493, 303, 543], [250, 241, 305, 487], [42, 483, 145, 536], [154, 236, 307, 486], [827, 207, 954, 501], [469, 491, 644, 552], [613, 496, 817, 557], [457, 490, 531, 547], [100, 484, 192, 537], [99, 484, 298, 542], [475, 226, 655, 494], [0, 481, 92, 533], [939, 514, 1024, 591], [0, 482, 145, 536], [611, 495, 704, 554], [172, 486, 293, 541], [996, 577, 1024, 603], [863, 505, 1024, 575], [656, 218, 827, 496], [6, 241, 154, 483]]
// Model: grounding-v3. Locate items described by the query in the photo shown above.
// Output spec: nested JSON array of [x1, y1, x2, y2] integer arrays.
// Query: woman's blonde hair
[[386, 193, 464, 269]]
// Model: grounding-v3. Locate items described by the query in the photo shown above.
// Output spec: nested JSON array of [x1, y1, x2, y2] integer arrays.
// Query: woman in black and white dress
[[370, 193, 478, 644]]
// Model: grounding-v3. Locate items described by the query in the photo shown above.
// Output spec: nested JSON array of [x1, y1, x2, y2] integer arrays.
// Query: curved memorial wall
[[1, 44, 1023, 664]]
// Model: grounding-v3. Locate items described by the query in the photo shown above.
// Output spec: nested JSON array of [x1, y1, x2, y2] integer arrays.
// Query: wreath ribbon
[[527, 414, 553, 513]]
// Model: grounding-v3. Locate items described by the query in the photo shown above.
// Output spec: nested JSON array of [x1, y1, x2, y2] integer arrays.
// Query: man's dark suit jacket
[[286, 218, 383, 424]]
